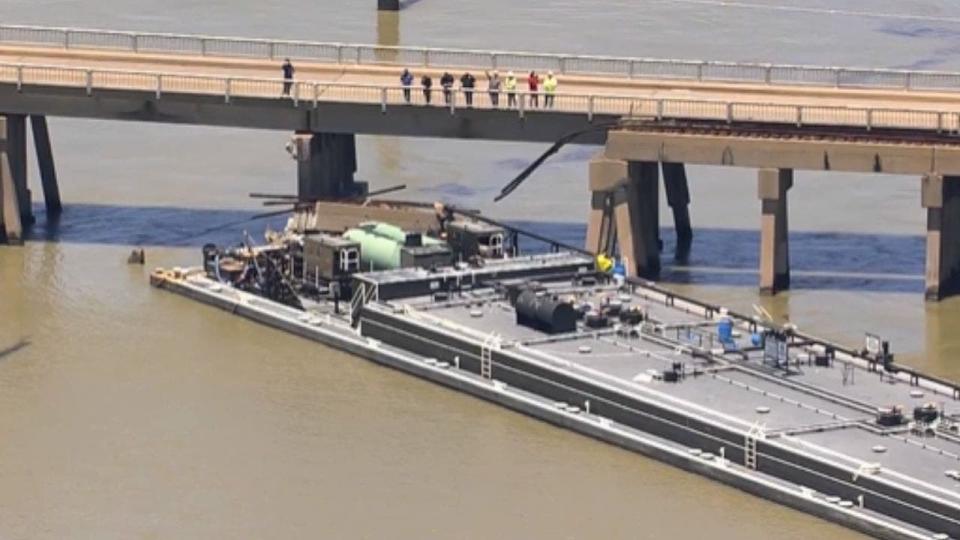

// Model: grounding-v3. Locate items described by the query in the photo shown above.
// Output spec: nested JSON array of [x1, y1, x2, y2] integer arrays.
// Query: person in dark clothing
[[440, 72, 455, 104], [281, 58, 295, 96], [421, 74, 433, 104], [527, 71, 540, 108], [400, 68, 414, 103], [460, 72, 476, 107]]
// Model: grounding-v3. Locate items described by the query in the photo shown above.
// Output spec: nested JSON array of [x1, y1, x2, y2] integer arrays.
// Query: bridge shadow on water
[[20, 203, 925, 294]]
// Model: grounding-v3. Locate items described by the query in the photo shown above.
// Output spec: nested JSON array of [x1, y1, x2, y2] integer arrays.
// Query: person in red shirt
[[528, 71, 540, 108]]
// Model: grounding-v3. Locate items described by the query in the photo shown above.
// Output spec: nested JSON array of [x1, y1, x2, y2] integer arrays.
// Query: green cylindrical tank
[[343, 227, 404, 270], [367, 221, 443, 246]]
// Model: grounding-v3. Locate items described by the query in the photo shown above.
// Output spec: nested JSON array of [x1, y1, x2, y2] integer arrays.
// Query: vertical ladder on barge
[[480, 333, 500, 380], [745, 422, 766, 470]]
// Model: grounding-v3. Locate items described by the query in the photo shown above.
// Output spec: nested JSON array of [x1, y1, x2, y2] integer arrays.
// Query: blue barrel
[[613, 260, 626, 278], [717, 317, 734, 343]]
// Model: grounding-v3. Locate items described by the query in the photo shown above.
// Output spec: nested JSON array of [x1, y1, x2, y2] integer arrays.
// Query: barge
[[151, 203, 960, 539]]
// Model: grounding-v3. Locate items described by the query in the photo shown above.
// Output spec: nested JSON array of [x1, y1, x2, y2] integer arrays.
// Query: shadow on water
[[19, 203, 925, 294]]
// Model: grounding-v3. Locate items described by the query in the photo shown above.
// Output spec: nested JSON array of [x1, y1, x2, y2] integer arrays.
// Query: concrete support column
[[30, 115, 61, 216], [293, 132, 363, 201], [922, 173, 960, 301], [661, 161, 692, 262], [0, 115, 29, 244], [585, 154, 660, 279], [758, 168, 792, 295]]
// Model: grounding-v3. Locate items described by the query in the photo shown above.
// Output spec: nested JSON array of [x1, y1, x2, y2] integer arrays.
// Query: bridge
[[2, 24, 960, 299]]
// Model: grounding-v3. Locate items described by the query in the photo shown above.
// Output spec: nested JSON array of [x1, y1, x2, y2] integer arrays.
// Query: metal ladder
[[480, 333, 499, 380], [744, 422, 766, 470]]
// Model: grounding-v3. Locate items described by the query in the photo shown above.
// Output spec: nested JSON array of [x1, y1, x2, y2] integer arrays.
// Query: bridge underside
[[591, 128, 960, 300], [0, 85, 612, 144]]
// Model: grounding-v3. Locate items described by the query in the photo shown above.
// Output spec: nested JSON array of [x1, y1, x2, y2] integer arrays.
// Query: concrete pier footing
[[293, 132, 364, 201], [586, 155, 660, 279], [922, 173, 960, 301], [30, 115, 61, 216], [758, 168, 792, 295], [661, 162, 692, 262]]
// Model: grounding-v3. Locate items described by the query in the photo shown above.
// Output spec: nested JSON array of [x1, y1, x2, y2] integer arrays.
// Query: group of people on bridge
[[402, 69, 558, 108], [279, 58, 559, 109]]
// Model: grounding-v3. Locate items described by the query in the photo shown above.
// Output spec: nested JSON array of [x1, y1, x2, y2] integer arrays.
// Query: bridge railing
[[2, 61, 958, 134], [4, 24, 960, 93]]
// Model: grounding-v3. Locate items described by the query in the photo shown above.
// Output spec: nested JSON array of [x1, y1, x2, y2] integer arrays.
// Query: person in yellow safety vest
[[543, 71, 558, 108], [505, 71, 518, 108], [596, 252, 614, 273]]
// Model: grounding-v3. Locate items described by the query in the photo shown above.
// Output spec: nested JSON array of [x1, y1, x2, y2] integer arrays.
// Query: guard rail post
[[726, 102, 733, 124], [131, 34, 138, 53], [835, 68, 842, 88], [64, 30, 71, 49], [656, 99, 664, 121], [381, 87, 387, 113], [449, 89, 456, 115], [293, 82, 300, 107], [200, 38, 207, 56], [313, 83, 319, 109], [491, 52, 498, 70], [15, 65, 22, 92], [155, 74, 162, 99], [764, 64, 772, 84], [518, 92, 525, 119], [588, 95, 594, 122], [336, 45, 344, 64], [905, 72, 912, 91], [697, 61, 705, 81], [85, 69, 92, 96], [225, 78, 231, 103], [796, 106, 802, 127], [866, 109, 872, 131]]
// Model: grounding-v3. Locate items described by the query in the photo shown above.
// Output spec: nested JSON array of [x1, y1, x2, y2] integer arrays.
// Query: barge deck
[[151, 251, 960, 539]]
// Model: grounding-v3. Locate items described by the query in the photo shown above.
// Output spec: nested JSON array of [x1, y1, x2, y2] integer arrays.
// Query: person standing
[[440, 71, 455, 104], [281, 58, 295, 96], [543, 71, 558, 108], [460, 72, 476, 107], [528, 71, 540, 108], [485, 70, 501, 107], [400, 68, 414, 103], [421, 73, 433, 104], [505, 71, 518, 108]]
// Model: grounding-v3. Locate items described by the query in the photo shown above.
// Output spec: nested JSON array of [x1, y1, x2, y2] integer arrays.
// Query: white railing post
[[835, 68, 842, 87], [656, 99, 664, 121], [628, 59, 636, 79], [423, 49, 430, 67], [697, 61, 705, 81], [131, 34, 138, 52], [200, 38, 207, 56], [64, 30, 71, 49], [866, 108, 872, 131], [224, 78, 231, 103], [293, 82, 300, 107], [588, 95, 594, 122], [355, 47, 362, 64], [904, 71, 912, 90], [16, 65, 22, 92], [449, 89, 456, 115], [155, 74, 162, 99], [85, 69, 92, 96], [726, 102, 733, 123], [269, 42, 276, 60], [381, 87, 387, 113], [518, 92, 525, 119], [313, 82, 319, 109], [336, 45, 344, 64], [764, 64, 772, 84], [937, 111, 944, 133], [559, 56, 567, 75], [796, 106, 802, 127]]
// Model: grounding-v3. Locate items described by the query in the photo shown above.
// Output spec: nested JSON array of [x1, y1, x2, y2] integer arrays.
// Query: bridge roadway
[[5, 25, 960, 300]]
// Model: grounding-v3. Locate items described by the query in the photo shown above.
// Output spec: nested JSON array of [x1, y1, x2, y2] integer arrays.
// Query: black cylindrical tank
[[515, 290, 577, 334]]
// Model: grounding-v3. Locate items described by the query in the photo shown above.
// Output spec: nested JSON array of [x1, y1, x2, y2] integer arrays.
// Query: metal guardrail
[[1, 62, 958, 134], [4, 24, 960, 93]]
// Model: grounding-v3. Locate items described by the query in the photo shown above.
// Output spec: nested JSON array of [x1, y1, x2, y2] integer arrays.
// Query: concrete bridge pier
[[661, 162, 692, 262], [0, 114, 31, 244], [293, 132, 365, 201], [30, 115, 62, 216], [758, 168, 793, 295], [586, 155, 660, 279], [922, 173, 960, 301]]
